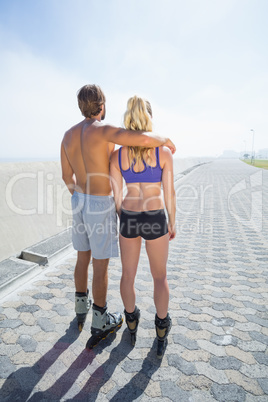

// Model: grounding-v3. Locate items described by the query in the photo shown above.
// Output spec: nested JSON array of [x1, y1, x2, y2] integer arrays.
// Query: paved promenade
[[0, 159, 267, 401]]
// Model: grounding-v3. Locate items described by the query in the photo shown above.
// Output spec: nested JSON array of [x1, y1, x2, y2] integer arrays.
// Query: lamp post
[[250, 129, 255, 164]]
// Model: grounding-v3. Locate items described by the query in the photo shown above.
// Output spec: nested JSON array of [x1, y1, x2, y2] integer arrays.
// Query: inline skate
[[86, 303, 123, 349], [124, 306, 140, 346], [155, 313, 172, 359]]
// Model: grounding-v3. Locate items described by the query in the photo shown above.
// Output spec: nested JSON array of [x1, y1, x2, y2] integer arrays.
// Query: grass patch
[[242, 159, 268, 169]]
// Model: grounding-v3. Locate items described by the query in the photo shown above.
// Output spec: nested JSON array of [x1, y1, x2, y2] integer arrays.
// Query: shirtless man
[[61, 84, 176, 348]]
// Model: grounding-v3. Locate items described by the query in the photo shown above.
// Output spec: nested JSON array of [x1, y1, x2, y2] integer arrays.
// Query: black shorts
[[120, 209, 168, 240]]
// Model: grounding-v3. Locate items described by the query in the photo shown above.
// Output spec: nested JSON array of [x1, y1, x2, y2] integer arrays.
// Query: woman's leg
[[119, 234, 142, 313], [145, 233, 169, 319]]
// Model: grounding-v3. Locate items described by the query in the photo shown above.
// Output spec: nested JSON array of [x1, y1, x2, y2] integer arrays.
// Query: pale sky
[[0, 0, 267, 160]]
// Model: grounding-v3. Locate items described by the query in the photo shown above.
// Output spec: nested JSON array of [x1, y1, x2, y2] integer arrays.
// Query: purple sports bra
[[118, 147, 163, 183]]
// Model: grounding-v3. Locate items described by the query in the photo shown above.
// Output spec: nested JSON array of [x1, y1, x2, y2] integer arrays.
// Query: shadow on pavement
[[64, 329, 135, 401], [0, 319, 80, 402], [1, 323, 163, 401], [109, 338, 162, 402]]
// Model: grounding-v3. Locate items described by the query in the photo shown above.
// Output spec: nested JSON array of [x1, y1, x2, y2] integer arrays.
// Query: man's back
[[81, 120, 114, 195], [62, 119, 113, 195], [62, 120, 88, 194]]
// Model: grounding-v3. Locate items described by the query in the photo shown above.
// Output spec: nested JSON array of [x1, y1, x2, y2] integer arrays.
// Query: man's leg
[[74, 250, 91, 293], [86, 257, 123, 349], [92, 258, 109, 307]]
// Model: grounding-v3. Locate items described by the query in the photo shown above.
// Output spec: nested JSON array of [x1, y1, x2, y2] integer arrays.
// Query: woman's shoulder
[[158, 146, 173, 168], [158, 146, 173, 158]]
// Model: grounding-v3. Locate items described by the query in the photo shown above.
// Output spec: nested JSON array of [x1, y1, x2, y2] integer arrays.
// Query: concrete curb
[[0, 228, 72, 299]]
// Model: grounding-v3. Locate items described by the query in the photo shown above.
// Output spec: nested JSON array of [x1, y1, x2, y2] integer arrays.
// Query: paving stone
[[185, 329, 211, 341], [35, 300, 53, 311], [161, 380, 190, 402], [19, 312, 36, 326], [235, 322, 263, 332], [200, 322, 226, 336], [173, 334, 199, 350], [0, 356, 16, 378], [17, 334, 38, 352], [1, 331, 19, 344], [257, 378, 268, 395], [177, 373, 212, 391], [179, 304, 201, 315], [211, 334, 238, 346], [225, 370, 264, 395], [177, 317, 201, 330], [32, 293, 54, 300], [17, 305, 40, 313], [212, 303, 235, 311], [195, 362, 228, 384], [240, 363, 268, 379], [197, 340, 226, 357], [150, 366, 181, 382], [168, 354, 198, 375], [52, 304, 70, 316], [242, 301, 267, 312], [0, 319, 23, 329], [211, 383, 246, 401], [181, 349, 211, 363], [211, 317, 235, 327], [10, 350, 42, 366], [210, 356, 242, 370], [225, 345, 256, 365], [245, 314, 268, 328], [37, 317, 56, 332], [47, 283, 66, 289], [188, 313, 212, 322], [252, 352, 268, 366], [237, 339, 267, 352], [223, 311, 249, 323]]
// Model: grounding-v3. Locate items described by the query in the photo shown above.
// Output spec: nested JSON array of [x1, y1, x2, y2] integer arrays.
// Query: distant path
[[172, 158, 268, 254]]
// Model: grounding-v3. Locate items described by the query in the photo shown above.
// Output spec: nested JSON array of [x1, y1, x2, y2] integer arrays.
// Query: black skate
[[124, 306, 140, 346], [86, 304, 123, 349], [155, 313, 172, 359], [75, 290, 92, 332]]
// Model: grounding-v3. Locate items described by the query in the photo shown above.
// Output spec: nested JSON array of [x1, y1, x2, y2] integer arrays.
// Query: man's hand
[[164, 139, 176, 154]]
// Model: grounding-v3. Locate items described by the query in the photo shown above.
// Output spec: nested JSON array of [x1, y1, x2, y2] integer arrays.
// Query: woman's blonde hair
[[123, 96, 153, 167]]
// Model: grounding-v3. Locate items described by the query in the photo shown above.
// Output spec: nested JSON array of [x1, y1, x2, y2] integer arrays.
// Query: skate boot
[[86, 303, 123, 349], [75, 289, 92, 332], [124, 306, 140, 346], [155, 313, 172, 359]]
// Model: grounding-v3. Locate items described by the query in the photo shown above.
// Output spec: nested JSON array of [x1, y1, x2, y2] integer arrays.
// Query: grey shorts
[[71, 192, 119, 259]]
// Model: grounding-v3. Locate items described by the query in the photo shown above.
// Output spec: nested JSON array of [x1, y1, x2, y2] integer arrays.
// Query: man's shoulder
[[63, 120, 84, 139]]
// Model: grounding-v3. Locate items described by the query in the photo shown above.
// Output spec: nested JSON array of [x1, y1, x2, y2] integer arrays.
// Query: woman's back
[[118, 146, 164, 212]]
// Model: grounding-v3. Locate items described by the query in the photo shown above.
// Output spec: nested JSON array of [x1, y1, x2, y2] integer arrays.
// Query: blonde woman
[[110, 96, 176, 358]]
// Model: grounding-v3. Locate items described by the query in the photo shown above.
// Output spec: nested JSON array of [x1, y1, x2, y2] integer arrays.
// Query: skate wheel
[[78, 323, 83, 332]]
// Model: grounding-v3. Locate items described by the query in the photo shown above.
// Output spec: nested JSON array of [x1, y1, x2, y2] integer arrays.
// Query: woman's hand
[[168, 222, 176, 240]]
